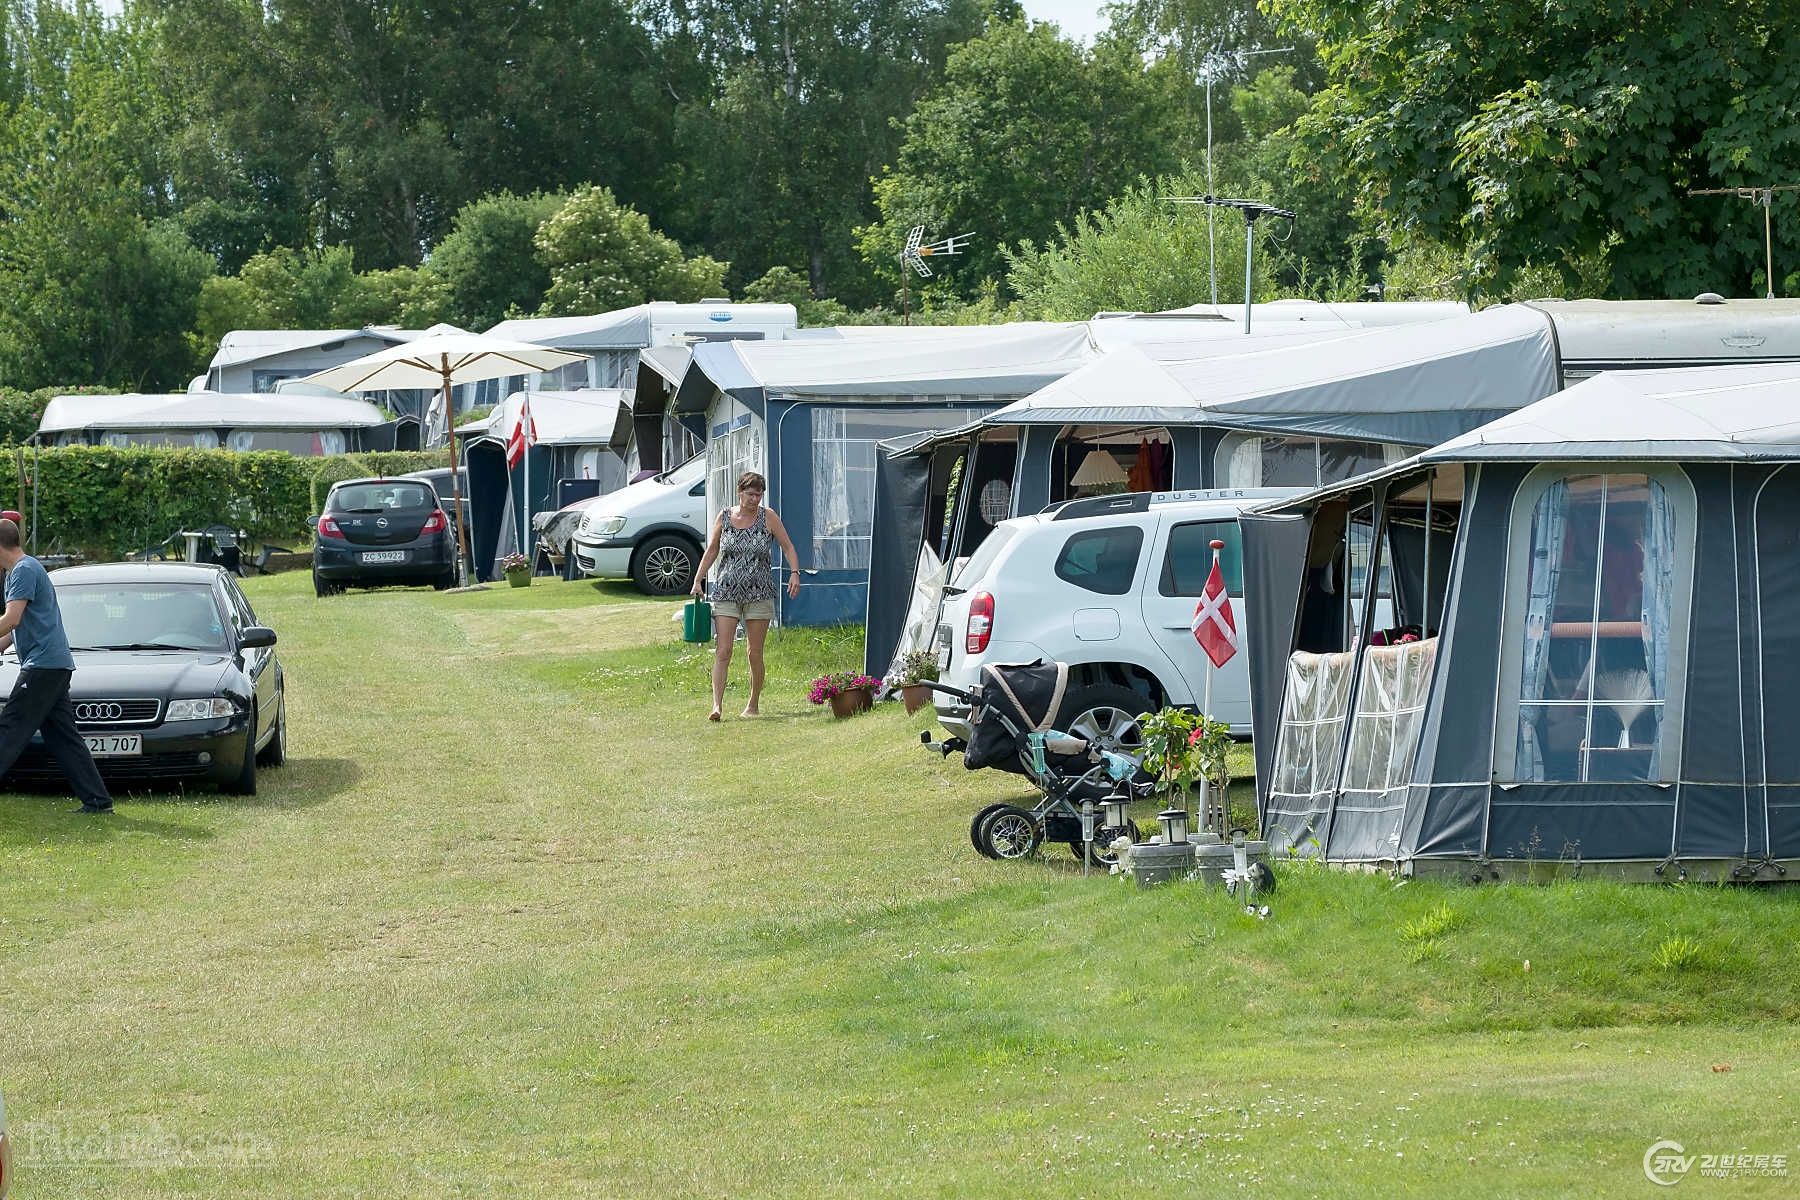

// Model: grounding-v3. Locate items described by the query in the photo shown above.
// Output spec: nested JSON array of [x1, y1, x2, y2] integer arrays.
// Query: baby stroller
[[921, 660, 1154, 864]]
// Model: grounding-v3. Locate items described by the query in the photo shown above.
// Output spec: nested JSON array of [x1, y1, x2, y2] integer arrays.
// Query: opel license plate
[[360, 550, 406, 565], [86, 733, 141, 757]]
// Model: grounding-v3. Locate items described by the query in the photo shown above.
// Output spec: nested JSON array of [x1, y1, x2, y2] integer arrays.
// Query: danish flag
[[505, 394, 537, 469], [1191, 549, 1238, 669]]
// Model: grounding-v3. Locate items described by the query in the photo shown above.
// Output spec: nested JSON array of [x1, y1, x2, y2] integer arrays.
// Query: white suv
[[571, 454, 708, 595], [933, 489, 1296, 756]]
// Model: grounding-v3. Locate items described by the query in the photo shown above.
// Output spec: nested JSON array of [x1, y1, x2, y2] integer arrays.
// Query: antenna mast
[[1690, 183, 1800, 299]]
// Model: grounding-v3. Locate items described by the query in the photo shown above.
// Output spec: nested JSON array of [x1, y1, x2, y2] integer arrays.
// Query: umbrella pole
[[442, 369, 471, 586]]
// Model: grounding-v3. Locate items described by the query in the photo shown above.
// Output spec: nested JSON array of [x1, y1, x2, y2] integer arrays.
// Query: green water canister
[[682, 597, 713, 643]]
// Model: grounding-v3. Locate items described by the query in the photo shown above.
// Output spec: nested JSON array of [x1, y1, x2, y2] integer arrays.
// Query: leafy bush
[[0, 445, 313, 558], [0, 446, 451, 560]]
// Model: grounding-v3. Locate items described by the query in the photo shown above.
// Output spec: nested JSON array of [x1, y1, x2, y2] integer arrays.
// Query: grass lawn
[[3, 572, 1799, 1197]]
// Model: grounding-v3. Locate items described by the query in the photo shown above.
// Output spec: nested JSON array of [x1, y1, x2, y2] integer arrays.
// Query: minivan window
[[1054, 526, 1143, 595], [332, 483, 434, 511], [1160, 521, 1244, 596]]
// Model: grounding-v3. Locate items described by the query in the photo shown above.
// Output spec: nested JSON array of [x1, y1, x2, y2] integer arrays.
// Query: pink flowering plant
[[808, 672, 881, 704]]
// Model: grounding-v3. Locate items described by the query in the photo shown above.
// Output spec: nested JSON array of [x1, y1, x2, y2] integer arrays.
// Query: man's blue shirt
[[5, 556, 75, 670]]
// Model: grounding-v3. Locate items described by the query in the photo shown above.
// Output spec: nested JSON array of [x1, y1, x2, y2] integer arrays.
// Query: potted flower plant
[[809, 671, 881, 719], [500, 551, 532, 588], [888, 649, 940, 714], [1137, 706, 1233, 834]]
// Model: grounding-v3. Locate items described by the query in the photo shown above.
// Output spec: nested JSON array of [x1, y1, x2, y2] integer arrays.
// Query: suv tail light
[[966, 591, 994, 654], [317, 514, 345, 540], [420, 508, 448, 535]]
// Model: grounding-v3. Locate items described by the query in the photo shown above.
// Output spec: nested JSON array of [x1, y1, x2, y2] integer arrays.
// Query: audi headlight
[[585, 514, 627, 536], [166, 697, 237, 721]]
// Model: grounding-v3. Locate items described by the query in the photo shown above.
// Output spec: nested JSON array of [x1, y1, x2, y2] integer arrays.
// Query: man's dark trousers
[[0, 668, 112, 807]]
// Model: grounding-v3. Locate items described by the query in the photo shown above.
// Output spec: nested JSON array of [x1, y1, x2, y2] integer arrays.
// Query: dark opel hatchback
[[312, 477, 456, 596]]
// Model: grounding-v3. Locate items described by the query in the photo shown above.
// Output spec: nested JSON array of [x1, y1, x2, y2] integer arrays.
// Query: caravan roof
[[486, 302, 798, 350]]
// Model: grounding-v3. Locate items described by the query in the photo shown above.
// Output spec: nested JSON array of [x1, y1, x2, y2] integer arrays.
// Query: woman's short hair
[[737, 471, 766, 493]]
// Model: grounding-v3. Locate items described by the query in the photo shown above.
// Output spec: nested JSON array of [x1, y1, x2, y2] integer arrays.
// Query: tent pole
[[1423, 484, 1433, 634], [442, 364, 470, 586]]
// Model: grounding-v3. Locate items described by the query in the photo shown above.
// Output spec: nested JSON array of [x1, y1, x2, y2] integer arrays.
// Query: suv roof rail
[[1049, 487, 1301, 521]]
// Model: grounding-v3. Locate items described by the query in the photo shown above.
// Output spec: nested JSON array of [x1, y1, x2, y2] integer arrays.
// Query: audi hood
[[0, 651, 248, 707]]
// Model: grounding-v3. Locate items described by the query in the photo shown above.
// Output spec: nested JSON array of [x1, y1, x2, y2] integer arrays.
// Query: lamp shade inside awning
[[1070, 448, 1126, 486]]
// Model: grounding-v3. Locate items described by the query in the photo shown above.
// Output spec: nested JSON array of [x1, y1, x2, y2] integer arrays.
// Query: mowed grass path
[[2, 572, 1799, 1197]]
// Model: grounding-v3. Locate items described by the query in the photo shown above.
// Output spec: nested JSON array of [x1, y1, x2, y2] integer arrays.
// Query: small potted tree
[[809, 672, 880, 718], [1137, 707, 1233, 834], [888, 649, 940, 714], [500, 551, 532, 588]]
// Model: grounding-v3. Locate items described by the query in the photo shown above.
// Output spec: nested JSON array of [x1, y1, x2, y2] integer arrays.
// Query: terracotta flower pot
[[901, 684, 933, 714], [828, 687, 873, 719], [505, 568, 532, 589]]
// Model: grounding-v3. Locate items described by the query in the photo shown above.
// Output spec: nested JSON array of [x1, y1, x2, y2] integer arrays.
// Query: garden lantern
[[1158, 805, 1190, 845], [1101, 792, 1130, 833]]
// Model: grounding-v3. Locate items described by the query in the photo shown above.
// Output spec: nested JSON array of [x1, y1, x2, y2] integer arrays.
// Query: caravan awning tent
[[982, 303, 1561, 445], [1239, 362, 1800, 881]]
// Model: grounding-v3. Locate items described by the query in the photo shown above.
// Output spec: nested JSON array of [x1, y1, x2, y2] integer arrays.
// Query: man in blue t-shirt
[[0, 519, 112, 812]]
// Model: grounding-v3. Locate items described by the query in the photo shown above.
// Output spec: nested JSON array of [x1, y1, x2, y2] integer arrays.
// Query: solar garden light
[[1080, 799, 1096, 877], [1101, 791, 1130, 834], [1158, 804, 1190, 846]]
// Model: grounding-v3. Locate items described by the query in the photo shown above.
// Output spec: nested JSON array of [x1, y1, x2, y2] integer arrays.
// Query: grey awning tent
[[983, 303, 1562, 446], [1239, 361, 1800, 881]]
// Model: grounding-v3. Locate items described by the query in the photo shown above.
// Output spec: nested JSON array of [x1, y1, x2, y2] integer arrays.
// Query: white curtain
[[1516, 479, 1568, 781]]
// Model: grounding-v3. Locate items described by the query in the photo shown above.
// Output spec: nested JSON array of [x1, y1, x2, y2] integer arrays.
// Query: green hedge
[[0, 446, 451, 560]]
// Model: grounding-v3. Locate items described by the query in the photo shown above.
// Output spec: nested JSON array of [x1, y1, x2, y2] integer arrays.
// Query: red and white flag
[[505, 394, 537, 469], [1191, 553, 1238, 669]]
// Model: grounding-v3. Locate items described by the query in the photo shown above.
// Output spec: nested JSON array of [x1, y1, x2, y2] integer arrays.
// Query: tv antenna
[[1162, 197, 1296, 333], [1689, 183, 1800, 299], [1195, 45, 1292, 306], [900, 226, 973, 324]]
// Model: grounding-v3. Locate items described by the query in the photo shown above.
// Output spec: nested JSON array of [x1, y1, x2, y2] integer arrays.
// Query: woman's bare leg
[[742, 618, 770, 715], [710, 615, 738, 719]]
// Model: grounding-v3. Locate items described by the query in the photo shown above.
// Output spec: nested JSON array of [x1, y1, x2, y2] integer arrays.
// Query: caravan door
[[1140, 513, 1254, 731]]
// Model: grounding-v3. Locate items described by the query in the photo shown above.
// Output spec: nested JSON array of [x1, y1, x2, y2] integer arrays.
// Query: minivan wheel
[[1054, 684, 1151, 767], [632, 535, 698, 596]]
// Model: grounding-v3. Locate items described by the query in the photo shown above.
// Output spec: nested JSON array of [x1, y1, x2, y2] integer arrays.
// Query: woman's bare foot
[[740, 704, 760, 717], [708, 708, 722, 722]]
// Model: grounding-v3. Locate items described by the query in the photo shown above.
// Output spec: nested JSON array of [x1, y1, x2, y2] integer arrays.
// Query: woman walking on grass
[[692, 471, 801, 720]]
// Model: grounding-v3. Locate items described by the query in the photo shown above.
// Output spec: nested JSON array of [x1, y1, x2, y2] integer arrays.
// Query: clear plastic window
[[1513, 474, 1675, 783]]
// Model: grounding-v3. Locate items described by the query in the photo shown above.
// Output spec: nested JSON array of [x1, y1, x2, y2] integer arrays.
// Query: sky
[[1019, 0, 1114, 43]]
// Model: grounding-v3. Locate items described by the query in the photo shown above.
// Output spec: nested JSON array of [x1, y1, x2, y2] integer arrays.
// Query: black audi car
[[312, 476, 457, 596], [0, 563, 286, 794]]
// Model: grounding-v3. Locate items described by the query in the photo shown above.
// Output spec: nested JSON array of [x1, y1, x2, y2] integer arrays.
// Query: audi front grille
[[72, 699, 162, 726]]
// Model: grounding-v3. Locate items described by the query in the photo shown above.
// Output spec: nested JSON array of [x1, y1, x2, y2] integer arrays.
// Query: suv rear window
[[1054, 526, 1143, 595], [331, 483, 435, 512], [952, 524, 1017, 587], [1159, 520, 1244, 596]]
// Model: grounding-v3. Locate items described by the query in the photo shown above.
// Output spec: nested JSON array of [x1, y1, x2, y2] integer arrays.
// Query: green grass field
[[2, 572, 1798, 1197]]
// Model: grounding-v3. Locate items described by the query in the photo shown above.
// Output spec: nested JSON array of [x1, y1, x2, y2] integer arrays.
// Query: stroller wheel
[[979, 805, 1041, 860], [970, 803, 1010, 858]]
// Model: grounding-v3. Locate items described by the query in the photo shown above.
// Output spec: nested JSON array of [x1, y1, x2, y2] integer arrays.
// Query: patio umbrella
[[300, 324, 587, 585]]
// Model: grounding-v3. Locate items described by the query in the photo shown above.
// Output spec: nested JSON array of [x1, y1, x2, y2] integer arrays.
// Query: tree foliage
[[535, 186, 728, 315], [861, 20, 1197, 300], [1272, 0, 1800, 296], [429, 191, 567, 331]]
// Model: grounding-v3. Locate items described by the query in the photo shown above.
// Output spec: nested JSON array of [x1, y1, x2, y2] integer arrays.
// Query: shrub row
[[0, 445, 449, 560]]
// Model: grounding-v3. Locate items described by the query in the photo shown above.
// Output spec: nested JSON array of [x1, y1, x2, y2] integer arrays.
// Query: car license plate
[[86, 733, 141, 757], [360, 550, 407, 564]]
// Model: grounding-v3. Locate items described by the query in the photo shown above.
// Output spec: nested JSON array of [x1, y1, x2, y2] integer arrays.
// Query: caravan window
[[1506, 471, 1690, 783], [1217, 434, 1404, 489]]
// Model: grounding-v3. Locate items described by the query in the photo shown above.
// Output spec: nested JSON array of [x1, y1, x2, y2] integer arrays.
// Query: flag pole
[[1201, 539, 1221, 835], [522, 393, 531, 571]]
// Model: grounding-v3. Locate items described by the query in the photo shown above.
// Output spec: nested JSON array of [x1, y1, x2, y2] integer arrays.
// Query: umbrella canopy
[[298, 323, 588, 393]]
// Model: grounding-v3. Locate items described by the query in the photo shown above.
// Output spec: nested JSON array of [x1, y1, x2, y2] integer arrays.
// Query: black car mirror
[[239, 625, 278, 650], [305, 515, 319, 529]]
